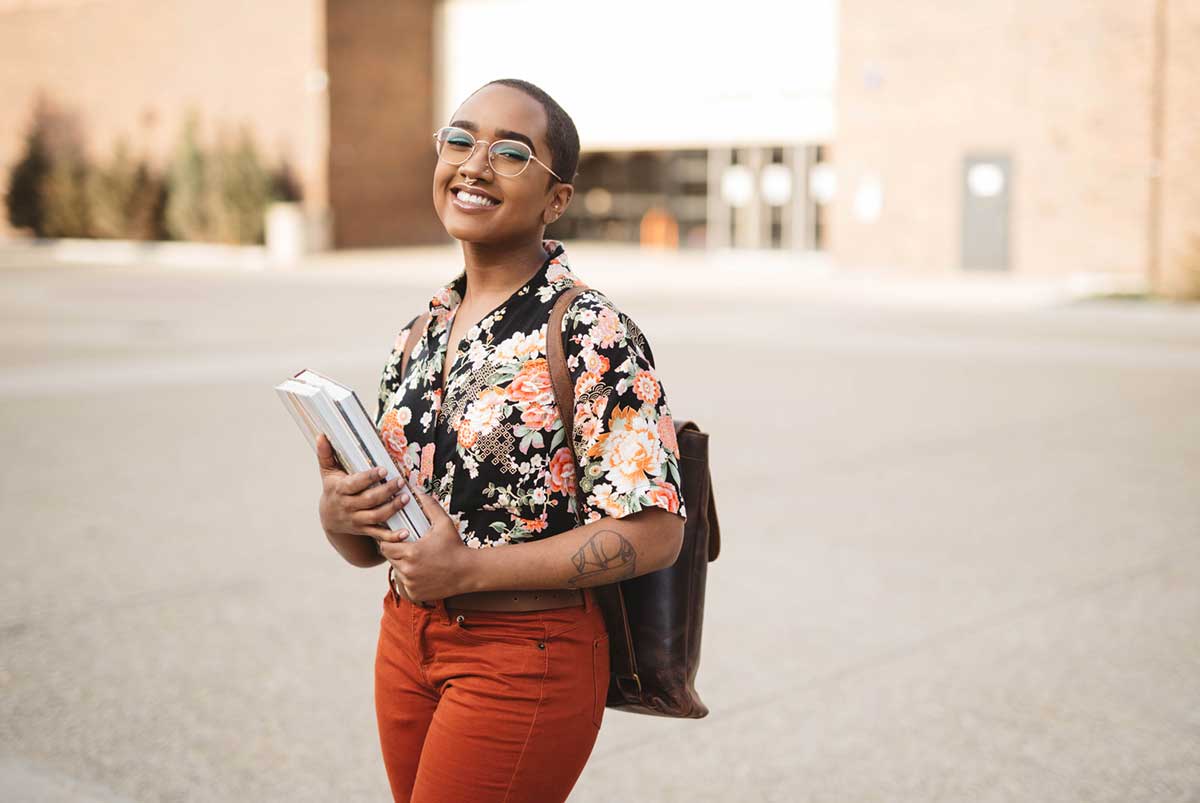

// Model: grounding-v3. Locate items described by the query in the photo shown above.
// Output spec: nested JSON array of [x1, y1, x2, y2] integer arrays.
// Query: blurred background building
[[835, 0, 1198, 297], [1, 0, 1197, 294]]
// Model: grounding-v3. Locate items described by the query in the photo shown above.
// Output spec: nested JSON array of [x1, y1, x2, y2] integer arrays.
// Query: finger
[[316, 434, 343, 474], [354, 477, 409, 509], [351, 493, 411, 528], [406, 471, 448, 521], [379, 540, 415, 560], [340, 466, 389, 496], [361, 524, 407, 543]]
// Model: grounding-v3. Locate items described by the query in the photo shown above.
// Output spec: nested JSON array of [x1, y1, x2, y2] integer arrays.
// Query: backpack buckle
[[616, 672, 642, 697]]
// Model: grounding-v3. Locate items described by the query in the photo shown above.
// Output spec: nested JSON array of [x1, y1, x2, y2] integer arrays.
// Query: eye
[[493, 144, 531, 163], [445, 134, 474, 150]]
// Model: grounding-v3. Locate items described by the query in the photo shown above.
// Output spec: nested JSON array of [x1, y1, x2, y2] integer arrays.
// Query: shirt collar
[[428, 239, 570, 319]]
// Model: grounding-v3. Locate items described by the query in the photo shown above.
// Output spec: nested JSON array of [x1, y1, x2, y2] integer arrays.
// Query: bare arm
[[462, 507, 683, 592], [323, 528, 386, 569], [382, 482, 686, 602]]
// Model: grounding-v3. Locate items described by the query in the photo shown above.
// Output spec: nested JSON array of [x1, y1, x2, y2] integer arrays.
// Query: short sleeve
[[559, 290, 686, 524], [375, 313, 422, 427]]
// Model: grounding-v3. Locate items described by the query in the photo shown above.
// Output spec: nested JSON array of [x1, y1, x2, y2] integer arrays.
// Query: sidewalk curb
[[0, 238, 271, 270], [0, 237, 1161, 311]]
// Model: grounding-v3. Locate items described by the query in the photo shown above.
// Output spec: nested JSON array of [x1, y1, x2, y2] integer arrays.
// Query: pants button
[[455, 614, 465, 624]]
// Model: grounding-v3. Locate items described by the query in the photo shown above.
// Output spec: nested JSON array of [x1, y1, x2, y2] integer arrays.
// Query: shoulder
[[557, 286, 654, 365], [561, 286, 609, 319], [559, 286, 634, 329]]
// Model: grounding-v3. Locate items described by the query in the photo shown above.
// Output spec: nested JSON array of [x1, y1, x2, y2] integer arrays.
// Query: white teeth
[[455, 190, 498, 207]]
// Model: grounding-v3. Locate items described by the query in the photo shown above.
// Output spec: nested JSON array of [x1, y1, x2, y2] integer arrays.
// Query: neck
[[458, 237, 549, 305]]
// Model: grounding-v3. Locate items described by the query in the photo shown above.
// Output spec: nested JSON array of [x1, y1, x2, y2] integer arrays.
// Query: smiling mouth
[[451, 189, 501, 209]]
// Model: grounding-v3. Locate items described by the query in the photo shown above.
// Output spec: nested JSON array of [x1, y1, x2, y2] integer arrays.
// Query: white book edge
[[276, 381, 360, 472], [275, 386, 320, 450]]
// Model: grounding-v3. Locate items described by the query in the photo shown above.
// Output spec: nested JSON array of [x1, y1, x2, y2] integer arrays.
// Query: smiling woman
[[429, 79, 578, 251], [314, 78, 686, 803]]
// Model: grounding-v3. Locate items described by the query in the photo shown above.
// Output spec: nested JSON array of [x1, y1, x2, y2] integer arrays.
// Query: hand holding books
[[279, 368, 475, 601], [276, 369, 430, 543], [377, 475, 481, 602], [314, 433, 415, 545]]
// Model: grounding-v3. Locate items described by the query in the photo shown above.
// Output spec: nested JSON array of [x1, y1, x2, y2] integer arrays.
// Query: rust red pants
[[374, 580, 610, 803]]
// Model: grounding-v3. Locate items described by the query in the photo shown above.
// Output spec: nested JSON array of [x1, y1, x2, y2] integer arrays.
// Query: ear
[[543, 183, 575, 225]]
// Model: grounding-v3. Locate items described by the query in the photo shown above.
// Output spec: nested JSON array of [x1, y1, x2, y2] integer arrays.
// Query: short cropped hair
[[481, 78, 579, 188]]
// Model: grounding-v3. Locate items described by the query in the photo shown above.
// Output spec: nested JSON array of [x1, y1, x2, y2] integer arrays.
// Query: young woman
[[314, 78, 687, 803]]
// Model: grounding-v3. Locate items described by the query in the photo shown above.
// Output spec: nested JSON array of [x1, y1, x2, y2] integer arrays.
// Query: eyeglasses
[[433, 125, 563, 181]]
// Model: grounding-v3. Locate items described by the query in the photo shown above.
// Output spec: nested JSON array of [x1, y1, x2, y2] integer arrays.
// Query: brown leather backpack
[[547, 286, 720, 718], [399, 290, 721, 718]]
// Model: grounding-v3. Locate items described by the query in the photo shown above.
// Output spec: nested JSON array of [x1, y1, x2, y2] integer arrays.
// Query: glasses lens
[[489, 140, 533, 176], [436, 127, 475, 164]]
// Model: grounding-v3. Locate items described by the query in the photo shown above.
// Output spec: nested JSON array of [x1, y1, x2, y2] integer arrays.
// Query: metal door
[[961, 154, 1012, 271]]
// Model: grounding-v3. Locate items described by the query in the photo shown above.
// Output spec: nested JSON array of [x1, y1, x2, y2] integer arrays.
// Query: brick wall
[[833, 0, 1163, 279], [0, 0, 329, 239], [325, 0, 444, 248], [1158, 0, 1200, 297]]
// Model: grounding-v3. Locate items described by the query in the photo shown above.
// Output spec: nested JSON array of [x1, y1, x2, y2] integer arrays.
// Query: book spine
[[343, 391, 431, 540], [331, 396, 411, 535], [306, 389, 370, 476]]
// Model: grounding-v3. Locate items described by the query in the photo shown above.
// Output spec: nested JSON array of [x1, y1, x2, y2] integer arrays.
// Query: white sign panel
[[437, 0, 837, 149]]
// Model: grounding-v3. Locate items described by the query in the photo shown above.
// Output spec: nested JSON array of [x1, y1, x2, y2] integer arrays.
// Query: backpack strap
[[707, 483, 721, 561], [675, 419, 722, 563], [546, 285, 593, 524], [547, 286, 643, 702], [400, 313, 431, 380]]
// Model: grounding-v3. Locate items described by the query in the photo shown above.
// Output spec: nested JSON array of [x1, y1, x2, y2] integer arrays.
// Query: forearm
[[325, 527, 387, 568], [461, 509, 682, 593]]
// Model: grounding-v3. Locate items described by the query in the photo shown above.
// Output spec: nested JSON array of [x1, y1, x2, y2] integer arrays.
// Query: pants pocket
[[591, 632, 610, 729], [444, 611, 547, 651]]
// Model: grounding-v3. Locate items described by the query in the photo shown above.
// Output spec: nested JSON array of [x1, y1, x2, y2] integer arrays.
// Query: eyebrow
[[449, 120, 538, 154]]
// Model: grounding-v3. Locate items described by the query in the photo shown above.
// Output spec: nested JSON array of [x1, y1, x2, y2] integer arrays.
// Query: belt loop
[[433, 598, 450, 624], [582, 587, 593, 612], [387, 565, 401, 607]]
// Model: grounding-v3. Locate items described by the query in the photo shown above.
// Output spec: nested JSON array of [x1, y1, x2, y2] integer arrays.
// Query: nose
[[458, 141, 492, 181]]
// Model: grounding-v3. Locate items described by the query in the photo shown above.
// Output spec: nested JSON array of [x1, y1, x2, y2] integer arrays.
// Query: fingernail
[[377, 468, 387, 479]]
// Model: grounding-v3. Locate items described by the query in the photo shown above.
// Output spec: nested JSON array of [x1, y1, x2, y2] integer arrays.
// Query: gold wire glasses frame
[[433, 126, 564, 181]]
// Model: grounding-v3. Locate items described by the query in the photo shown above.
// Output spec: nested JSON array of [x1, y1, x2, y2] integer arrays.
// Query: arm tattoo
[[567, 529, 637, 587]]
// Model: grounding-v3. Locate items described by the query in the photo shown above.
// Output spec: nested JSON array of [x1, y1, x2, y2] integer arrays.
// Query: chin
[[443, 221, 501, 244], [444, 217, 527, 247]]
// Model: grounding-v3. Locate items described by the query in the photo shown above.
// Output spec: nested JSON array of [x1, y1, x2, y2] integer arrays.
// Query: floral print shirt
[[373, 239, 686, 549]]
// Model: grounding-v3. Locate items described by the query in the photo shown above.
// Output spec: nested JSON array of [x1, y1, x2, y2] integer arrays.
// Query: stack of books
[[275, 369, 429, 540]]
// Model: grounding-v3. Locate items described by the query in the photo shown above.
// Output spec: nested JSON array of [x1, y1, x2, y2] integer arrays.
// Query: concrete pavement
[[1, 246, 1197, 802]]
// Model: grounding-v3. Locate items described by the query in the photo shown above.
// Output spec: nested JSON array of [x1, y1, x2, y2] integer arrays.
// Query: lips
[[451, 184, 500, 203], [449, 186, 502, 214]]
